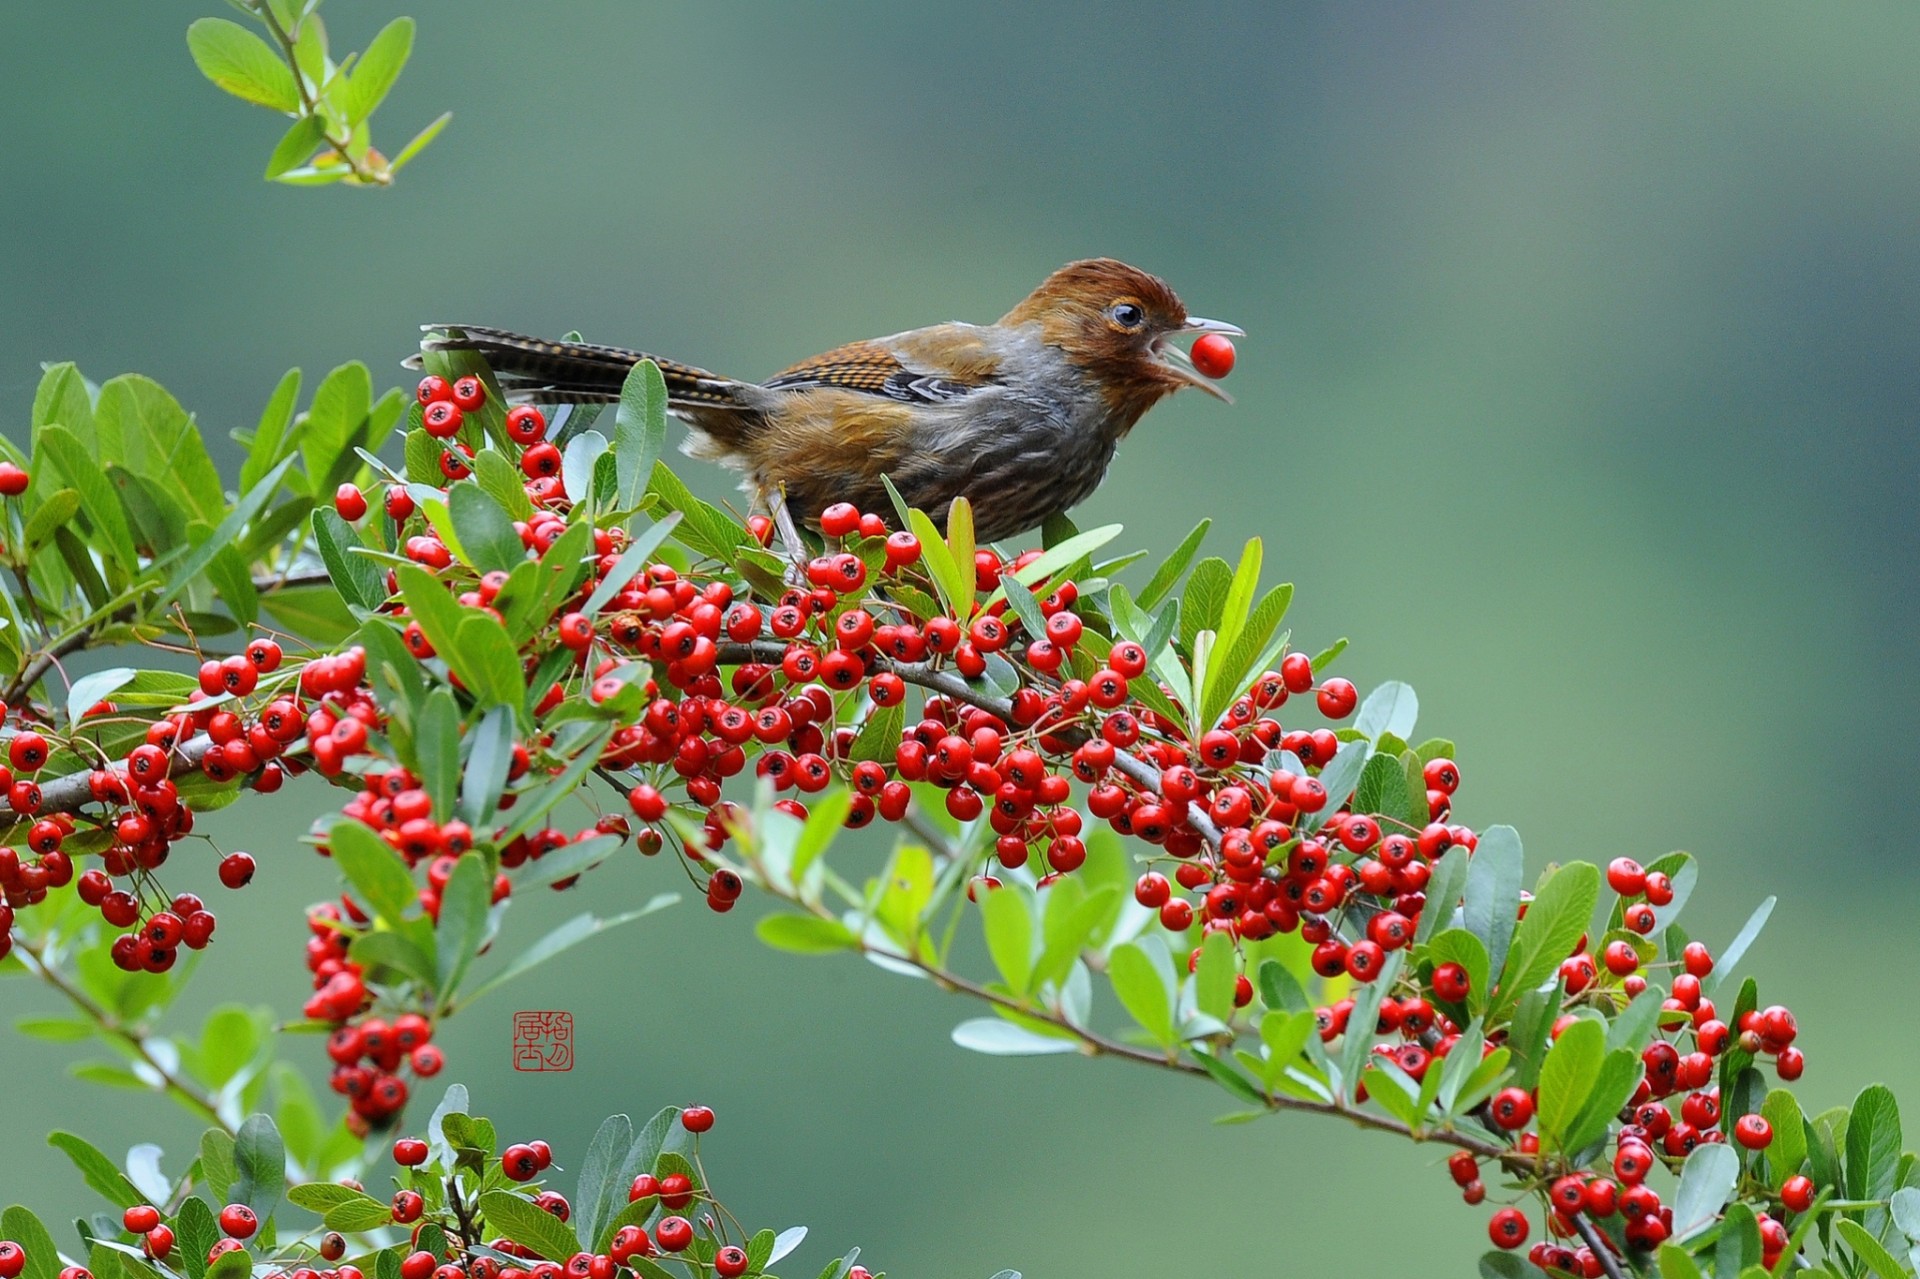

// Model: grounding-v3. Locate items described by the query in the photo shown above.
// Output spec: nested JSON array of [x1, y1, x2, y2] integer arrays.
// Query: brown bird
[[417, 258, 1240, 545]]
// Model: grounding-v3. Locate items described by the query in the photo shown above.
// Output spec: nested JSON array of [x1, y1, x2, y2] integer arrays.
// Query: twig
[[15, 939, 233, 1135], [1571, 1212, 1628, 1279]]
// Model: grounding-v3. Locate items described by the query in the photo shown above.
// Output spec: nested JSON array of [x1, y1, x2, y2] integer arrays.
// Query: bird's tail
[[412, 325, 761, 434]]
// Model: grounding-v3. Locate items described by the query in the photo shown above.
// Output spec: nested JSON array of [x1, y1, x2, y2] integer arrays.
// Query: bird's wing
[[763, 327, 998, 405]]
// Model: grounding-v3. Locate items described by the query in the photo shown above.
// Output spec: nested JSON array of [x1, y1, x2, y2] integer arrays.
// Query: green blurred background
[[2, 3, 1916, 1274]]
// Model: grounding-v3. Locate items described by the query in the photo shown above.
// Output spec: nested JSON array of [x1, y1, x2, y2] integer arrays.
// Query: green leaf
[[1463, 824, 1523, 979], [1492, 861, 1598, 1021], [907, 506, 965, 617], [1108, 938, 1177, 1049], [175, 1198, 216, 1279], [755, 914, 860, 955], [46, 1132, 143, 1209], [390, 111, 453, 173], [1671, 1141, 1742, 1242], [326, 818, 419, 929], [350, 932, 434, 993], [415, 687, 460, 818], [1505, 983, 1563, 1091], [200, 1129, 236, 1204], [1703, 896, 1777, 1001], [981, 887, 1035, 998], [1416, 845, 1469, 945], [946, 497, 977, 614], [1137, 518, 1209, 609], [1194, 927, 1237, 1023], [36, 426, 135, 573], [1763, 1089, 1808, 1191], [22, 488, 80, 551], [474, 448, 535, 521], [1477, 1254, 1529, 1279], [646, 461, 743, 561], [313, 508, 385, 610], [435, 853, 492, 1001], [1202, 583, 1293, 726], [573, 1113, 633, 1262], [0, 1208, 57, 1279], [187, 18, 299, 110], [614, 362, 668, 514], [459, 899, 674, 1007], [1257, 1010, 1316, 1086], [1354, 679, 1419, 740], [1716, 1202, 1762, 1279], [32, 362, 96, 451], [583, 514, 681, 616], [979, 524, 1124, 611], [303, 362, 373, 490], [1536, 1018, 1605, 1148], [1837, 1218, 1909, 1279], [461, 705, 516, 827], [477, 1190, 581, 1262], [950, 1018, 1077, 1056], [1608, 988, 1665, 1053], [1209, 537, 1263, 664], [1306, 740, 1372, 826], [1426, 928, 1490, 1014], [1566, 1044, 1643, 1152], [345, 16, 413, 120], [1352, 751, 1410, 823], [1847, 1083, 1903, 1240], [230, 1114, 285, 1228], [1655, 1242, 1706, 1279], [1258, 957, 1309, 1014], [263, 115, 325, 179], [449, 483, 526, 575], [1178, 556, 1232, 653]]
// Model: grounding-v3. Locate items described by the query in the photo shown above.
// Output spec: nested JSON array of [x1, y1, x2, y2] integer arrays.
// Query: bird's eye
[[1107, 302, 1146, 330]]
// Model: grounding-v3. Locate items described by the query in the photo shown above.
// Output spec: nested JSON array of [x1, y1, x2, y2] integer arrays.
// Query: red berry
[[1781, 1174, 1815, 1213], [451, 376, 486, 411], [0, 463, 29, 497], [1606, 857, 1646, 897], [1315, 678, 1358, 719], [143, 1227, 173, 1261], [400, 1252, 436, 1279], [416, 376, 453, 406], [335, 484, 368, 521], [653, 1218, 693, 1253], [392, 1137, 429, 1166], [502, 1143, 541, 1181], [680, 1105, 715, 1133], [1488, 1207, 1529, 1249], [217, 1205, 257, 1239], [714, 1246, 748, 1278], [421, 400, 463, 438], [1189, 332, 1235, 379], [123, 1207, 160, 1234], [1489, 1086, 1535, 1130], [218, 852, 255, 889], [0, 1245, 24, 1279], [1734, 1114, 1773, 1149], [1432, 962, 1470, 1003], [505, 404, 547, 444]]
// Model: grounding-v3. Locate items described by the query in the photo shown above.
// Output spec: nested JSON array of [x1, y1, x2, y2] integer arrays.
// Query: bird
[[415, 258, 1240, 546]]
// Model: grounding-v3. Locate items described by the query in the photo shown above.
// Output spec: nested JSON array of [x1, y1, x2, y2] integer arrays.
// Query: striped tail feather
[[412, 324, 754, 411]]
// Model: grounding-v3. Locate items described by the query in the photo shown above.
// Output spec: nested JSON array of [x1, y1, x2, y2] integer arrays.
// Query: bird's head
[[1001, 258, 1242, 428]]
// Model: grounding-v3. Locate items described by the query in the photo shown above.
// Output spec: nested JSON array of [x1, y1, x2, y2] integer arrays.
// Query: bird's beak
[[1153, 317, 1243, 402]]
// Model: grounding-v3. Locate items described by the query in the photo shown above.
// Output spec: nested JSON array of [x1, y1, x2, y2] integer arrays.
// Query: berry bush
[[1, 6, 1914, 1278], [0, 343, 1912, 1279]]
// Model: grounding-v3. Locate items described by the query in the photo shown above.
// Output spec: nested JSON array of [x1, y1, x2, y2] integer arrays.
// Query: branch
[[14, 939, 233, 1135], [30, 733, 219, 818], [247, 2, 390, 186], [1571, 1212, 1628, 1279]]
